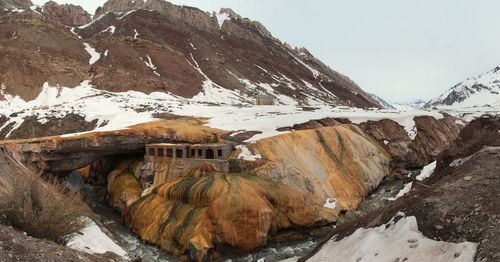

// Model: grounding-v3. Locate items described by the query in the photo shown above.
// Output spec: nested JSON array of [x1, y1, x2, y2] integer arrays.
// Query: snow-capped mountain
[[0, 0, 382, 109], [392, 99, 426, 111], [426, 67, 500, 109], [368, 93, 395, 109]]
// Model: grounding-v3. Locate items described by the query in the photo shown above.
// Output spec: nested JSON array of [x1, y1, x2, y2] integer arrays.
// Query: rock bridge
[[0, 120, 229, 175]]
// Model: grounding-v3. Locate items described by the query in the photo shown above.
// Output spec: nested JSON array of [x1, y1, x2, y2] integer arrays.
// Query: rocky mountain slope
[[426, 66, 500, 109], [0, 0, 381, 109]]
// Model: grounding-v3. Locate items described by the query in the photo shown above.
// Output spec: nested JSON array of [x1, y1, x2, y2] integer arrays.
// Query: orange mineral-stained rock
[[107, 160, 143, 211], [252, 124, 391, 211], [107, 124, 390, 260], [123, 168, 335, 260]]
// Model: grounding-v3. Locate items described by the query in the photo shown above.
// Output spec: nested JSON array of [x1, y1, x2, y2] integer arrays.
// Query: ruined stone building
[[143, 143, 232, 186]]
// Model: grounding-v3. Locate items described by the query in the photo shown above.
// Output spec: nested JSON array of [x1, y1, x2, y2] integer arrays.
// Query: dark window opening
[[176, 149, 183, 158], [218, 149, 223, 157], [157, 148, 164, 157], [148, 148, 155, 156], [191, 149, 195, 157], [166, 149, 173, 157], [206, 149, 215, 159], [198, 149, 203, 157]]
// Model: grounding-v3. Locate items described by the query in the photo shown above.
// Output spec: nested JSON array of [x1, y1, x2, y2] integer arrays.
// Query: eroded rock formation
[[252, 124, 391, 211], [41, 1, 92, 26], [114, 163, 335, 261]]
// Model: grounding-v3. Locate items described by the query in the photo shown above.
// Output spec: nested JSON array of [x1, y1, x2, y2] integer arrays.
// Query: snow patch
[[416, 161, 436, 181], [323, 198, 337, 209], [141, 54, 160, 76], [83, 43, 101, 65], [67, 217, 127, 257], [236, 145, 261, 161], [101, 25, 116, 34], [307, 214, 478, 262], [388, 182, 413, 201]]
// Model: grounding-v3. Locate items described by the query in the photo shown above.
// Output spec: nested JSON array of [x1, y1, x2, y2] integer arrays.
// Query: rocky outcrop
[[41, 1, 92, 26], [96, 124, 391, 261], [0, 114, 98, 140], [252, 124, 391, 211], [107, 159, 143, 211], [0, 224, 121, 262], [359, 113, 462, 168]]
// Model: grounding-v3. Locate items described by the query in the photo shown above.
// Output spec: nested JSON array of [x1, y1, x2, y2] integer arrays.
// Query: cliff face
[[41, 1, 92, 26], [0, 0, 32, 9]]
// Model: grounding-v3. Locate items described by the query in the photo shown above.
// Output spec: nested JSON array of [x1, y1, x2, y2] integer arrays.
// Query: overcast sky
[[32, 0, 500, 103]]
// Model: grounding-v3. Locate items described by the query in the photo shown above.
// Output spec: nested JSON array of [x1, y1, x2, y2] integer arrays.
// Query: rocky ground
[[0, 224, 121, 262]]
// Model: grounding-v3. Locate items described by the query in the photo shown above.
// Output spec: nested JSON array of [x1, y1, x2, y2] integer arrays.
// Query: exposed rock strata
[[281, 114, 463, 169]]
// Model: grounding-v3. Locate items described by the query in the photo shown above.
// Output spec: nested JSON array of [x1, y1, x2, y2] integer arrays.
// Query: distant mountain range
[[426, 66, 500, 109]]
